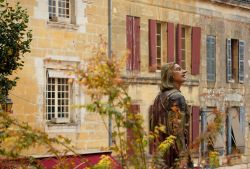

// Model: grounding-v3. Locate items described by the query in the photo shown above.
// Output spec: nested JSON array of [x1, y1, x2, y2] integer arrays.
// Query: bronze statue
[[150, 63, 193, 168]]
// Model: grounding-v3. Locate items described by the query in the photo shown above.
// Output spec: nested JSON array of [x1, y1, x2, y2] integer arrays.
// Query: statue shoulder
[[161, 89, 183, 100], [161, 89, 187, 111]]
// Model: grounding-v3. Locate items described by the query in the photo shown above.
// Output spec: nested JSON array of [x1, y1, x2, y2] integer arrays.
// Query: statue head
[[160, 63, 187, 92]]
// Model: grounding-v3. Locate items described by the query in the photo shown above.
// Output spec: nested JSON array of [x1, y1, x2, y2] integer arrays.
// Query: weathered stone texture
[[9, 1, 250, 166]]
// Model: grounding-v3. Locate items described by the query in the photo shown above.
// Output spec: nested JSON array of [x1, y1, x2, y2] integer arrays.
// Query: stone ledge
[[121, 75, 199, 86], [45, 122, 78, 132], [47, 21, 79, 30]]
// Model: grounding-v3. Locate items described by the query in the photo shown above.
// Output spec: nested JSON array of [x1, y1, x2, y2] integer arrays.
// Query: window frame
[[48, 0, 71, 23], [206, 35, 216, 82], [226, 107, 245, 155], [156, 22, 162, 70], [46, 69, 74, 123], [181, 27, 186, 69], [226, 38, 245, 84], [201, 107, 225, 155]]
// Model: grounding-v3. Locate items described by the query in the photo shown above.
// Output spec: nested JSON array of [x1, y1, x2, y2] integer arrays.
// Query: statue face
[[172, 64, 187, 84]]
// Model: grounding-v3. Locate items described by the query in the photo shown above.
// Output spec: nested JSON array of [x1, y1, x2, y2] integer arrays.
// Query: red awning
[[38, 152, 122, 169]]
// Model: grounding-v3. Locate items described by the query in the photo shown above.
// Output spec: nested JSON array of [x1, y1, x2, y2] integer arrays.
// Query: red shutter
[[126, 16, 133, 71], [167, 22, 175, 63], [191, 27, 201, 75], [149, 105, 155, 154], [133, 17, 140, 72], [127, 104, 140, 155], [148, 20, 157, 72], [176, 24, 182, 65], [192, 106, 200, 143]]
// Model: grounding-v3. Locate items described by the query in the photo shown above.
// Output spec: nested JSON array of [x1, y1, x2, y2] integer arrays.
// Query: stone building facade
[[9, 0, 250, 167]]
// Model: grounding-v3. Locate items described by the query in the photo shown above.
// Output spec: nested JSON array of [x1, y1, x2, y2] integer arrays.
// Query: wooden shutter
[[126, 16, 140, 72], [176, 24, 182, 65], [167, 22, 175, 62], [149, 105, 154, 154], [207, 36, 216, 82], [133, 17, 140, 72], [227, 109, 232, 154], [192, 106, 200, 143], [149, 20, 157, 72], [191, 27, 201, 75], [200, 110, 207, 153], [127, 104, 140, 155], [126, 16, 133, 71], [226, 39, 232, 82], [239, 40, 245, 83], [239, 106, 245, 136]]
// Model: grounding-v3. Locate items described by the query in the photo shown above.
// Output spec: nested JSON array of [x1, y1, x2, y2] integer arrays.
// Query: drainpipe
[[108, 0, 112, 147]]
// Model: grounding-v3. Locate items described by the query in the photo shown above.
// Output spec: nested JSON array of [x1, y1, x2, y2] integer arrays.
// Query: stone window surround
[[44, 55, 83, 131], [34, 0, 87, 32]]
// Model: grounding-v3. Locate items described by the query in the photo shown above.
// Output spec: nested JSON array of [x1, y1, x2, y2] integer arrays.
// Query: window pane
[[48, 99, 51, 105], [157, 23, 161, 34], [46, 76, 70, 120], [157, 35, 161, 46], [182, 39, 185, 49], [48, 114, 51, 120], [52, 92, 55, 98], [181, 28, 185, 38], [157, 47, 161, 59]]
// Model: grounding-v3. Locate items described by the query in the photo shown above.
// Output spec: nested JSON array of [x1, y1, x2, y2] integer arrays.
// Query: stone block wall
[[8, 1, 250, 165]]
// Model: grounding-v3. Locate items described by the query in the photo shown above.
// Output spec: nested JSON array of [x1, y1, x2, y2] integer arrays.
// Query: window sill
[[121, 74, 199, 86], [46, 121, 78, 132], [47, 21, 79, 30]]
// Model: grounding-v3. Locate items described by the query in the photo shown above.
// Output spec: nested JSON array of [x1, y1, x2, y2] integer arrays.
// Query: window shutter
[[149, 105, 153, 154], [167, 22, 175, 62], [191, 27, 201, 75], [201, 110, 207, 153], [192, 106, 200, 143], [133, 17, 140, 72], [227, 110, 232, 154], [239, 106, 245, 135], [239, 40, 245, 83], [127, 104, 140, 155], [149, 20, 157, 72], [126, 16, 133, 71], [207, 36, 216, 82], [176, 24, 182, 65], [226, 39, 232, 82]]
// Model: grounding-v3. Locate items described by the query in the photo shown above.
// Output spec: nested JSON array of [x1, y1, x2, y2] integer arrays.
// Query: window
[[49, 0, 71, 23], [181, 27, 186, 69], [227, 107, 245, 154], [177, 25, 199, 74], [156, 23, 162, 70], [46, 69, 74, 123], [226, 39, 245, 83], [207, 36, 216, 82], [148, 20, 167, 72], [201, 108, 224, 154], [176, 25, 188, 70]]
